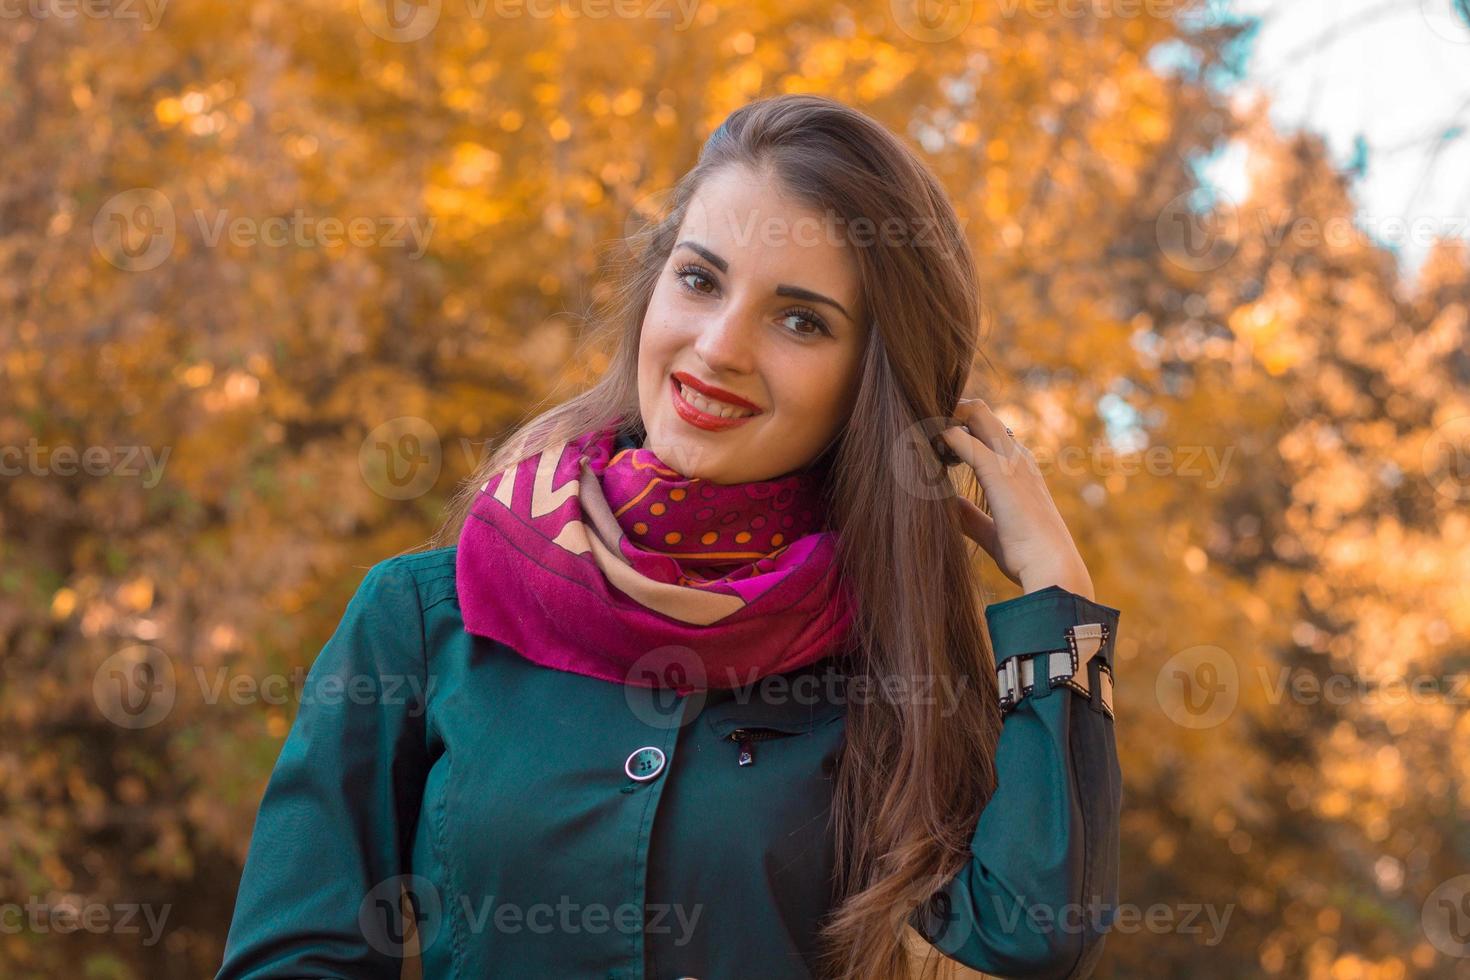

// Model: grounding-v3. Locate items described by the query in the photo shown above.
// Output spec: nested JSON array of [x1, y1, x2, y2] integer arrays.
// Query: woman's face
[[637, 164, 867, 484]]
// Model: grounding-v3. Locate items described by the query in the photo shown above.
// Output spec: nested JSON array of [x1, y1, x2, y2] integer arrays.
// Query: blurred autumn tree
[[2, 0, 1468, 978]]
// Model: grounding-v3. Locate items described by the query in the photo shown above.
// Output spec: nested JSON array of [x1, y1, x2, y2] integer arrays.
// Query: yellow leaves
[[67, 767, 108, 827], [5, 346, 43, 379], [981, 173, 1012, 224], [611, 89, 643, 116], [155, 97, 184, 126], [715, 61, 763, 102], [468, 59, 498, 85], [800, 40, 847, 81], [1050, 78, 1080, 103], [852, 40, 917, 102], [1147, 834, 1177, 865], [285, 133, 319, 159], [1126, 99, 1169, 144], [50, 588, 77, 621], [445, 86, 485, 113], [177, 362, 214, 388], [448, 142, 501, 185], [427, 141, 516, 239], [1183, 545, 1208, 575], [1230, 300, 1312, 376], [378, 60, 408, 92], [53, 578, 153, 625], [1317, 789, 1351, 819], [573, 175, 604, 206], [209, 624, 240, 652], [201, 371, 261, 412], [425, 186, 510, 239], [118, 577, 155, 612], [549, 116, 572, 141]]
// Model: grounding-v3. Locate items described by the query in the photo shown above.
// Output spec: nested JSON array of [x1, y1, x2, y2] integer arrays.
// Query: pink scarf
[[455, 422, 856, 691]]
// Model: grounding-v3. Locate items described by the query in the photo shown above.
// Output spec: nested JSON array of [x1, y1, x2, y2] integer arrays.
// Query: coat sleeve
[[911, 585, 1122, 980], [216, 559, 432, 979]]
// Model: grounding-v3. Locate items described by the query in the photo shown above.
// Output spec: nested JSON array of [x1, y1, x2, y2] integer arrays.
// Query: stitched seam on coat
[[433, 730, 465, 978], [404, 558, 465, 980], [1064, 692, 1092, 980], [1064, 683, 1117, 980]]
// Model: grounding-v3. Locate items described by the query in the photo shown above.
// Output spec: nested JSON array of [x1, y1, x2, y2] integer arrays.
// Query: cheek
[[766, 360, 826, 419], [640, 290, 680, 358], [784, 351, 861, 428], [638, 309, 671, 373], [640, 332, 673, 393]]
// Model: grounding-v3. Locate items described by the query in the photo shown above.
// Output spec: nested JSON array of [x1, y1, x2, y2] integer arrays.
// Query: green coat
[[216, 546, 1122, 979]]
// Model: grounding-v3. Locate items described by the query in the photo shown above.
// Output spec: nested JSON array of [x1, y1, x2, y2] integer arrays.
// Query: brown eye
[[781, 307, 832, 338], [673, 264, 716, 294]]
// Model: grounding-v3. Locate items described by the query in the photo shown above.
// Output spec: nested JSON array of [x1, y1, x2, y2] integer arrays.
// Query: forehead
[[679, 166, 861, 301]]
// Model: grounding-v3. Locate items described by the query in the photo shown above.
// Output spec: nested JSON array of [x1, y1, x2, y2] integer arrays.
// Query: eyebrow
[[674, 239, 855, 323]]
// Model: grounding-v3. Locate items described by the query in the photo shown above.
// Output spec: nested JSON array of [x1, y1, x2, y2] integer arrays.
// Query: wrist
[[1019, 564, 1095, 602]]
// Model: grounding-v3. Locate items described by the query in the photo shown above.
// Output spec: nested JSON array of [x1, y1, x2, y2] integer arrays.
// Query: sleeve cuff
[[985, 584, 1121, 665]]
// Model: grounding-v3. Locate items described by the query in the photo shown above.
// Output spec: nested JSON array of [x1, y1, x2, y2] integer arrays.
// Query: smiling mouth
[[675, 380, 759, 418], [669, 375, 762, 430]]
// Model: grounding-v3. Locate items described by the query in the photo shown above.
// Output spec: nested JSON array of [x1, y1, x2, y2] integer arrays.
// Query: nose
[[691, 304, 758, 376]]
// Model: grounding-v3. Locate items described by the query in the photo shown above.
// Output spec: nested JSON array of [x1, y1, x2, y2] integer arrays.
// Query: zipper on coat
[[727, 727, 799, 767]]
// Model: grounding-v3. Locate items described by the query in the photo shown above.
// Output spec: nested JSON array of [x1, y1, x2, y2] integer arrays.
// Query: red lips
[[669, 375, 761, 432], [671, 372, 762, 413]]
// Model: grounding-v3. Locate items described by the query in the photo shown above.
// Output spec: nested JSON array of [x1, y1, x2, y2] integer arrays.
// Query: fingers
[[951, 398, 1020, 458], [942, 400, 1041, 488], [954, 495, 999, 554], [939, 419, 999, 474]]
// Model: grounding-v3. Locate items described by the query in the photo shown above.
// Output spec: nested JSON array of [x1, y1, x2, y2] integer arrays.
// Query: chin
[[642, 428, 719, 480]]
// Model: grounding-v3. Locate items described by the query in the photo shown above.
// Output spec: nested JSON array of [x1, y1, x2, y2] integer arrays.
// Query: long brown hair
[[416, 93, 1002, 980]]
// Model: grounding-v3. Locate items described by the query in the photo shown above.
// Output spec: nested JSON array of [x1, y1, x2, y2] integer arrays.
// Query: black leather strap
[[996, 622, 1114, 719]]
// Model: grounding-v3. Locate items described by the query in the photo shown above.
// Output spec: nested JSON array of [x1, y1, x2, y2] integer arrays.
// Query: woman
[[216, 93, 1122, 980]]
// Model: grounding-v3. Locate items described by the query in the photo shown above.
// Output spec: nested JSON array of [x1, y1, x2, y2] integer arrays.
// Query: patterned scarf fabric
[[455, 421, 856, 690]]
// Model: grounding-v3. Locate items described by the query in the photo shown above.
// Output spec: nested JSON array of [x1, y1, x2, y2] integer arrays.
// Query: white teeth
[[679, 382, 756, 419]]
